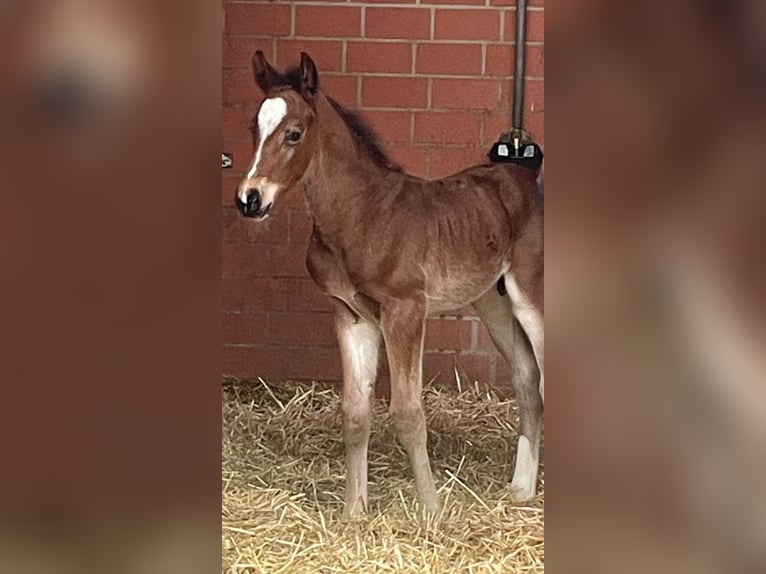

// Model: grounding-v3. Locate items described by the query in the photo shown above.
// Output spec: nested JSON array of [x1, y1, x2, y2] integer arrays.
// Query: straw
[[222, 378, 544, 573]]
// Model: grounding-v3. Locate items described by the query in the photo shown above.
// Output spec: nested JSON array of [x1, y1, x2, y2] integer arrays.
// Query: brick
[[222, 202, 254, 240], [417, 43, 482, 75], [222, 241, 272, 278], [295, 6, 361, 38], [223, 312, 269, 345], [276, 39, 344, 72], [486, 43, 543, 77], [524, 111, 545, 145], [423, 352, 492, 387], [223, 277, 288, 311], [428, 146, 486, 179], [222, 206, 289, 244], [491, 0, 544, 5], [386, 144, 428, 177], [221, 174, 240, 206], [365, 8, 431, 40], [414, 112, 482, 145], [363, 110, 411, 143], [223, 69, 259, 105], [434, 9, 500, 41], [499, 81, 512, 111], [223, 37, 273, 70], [225, 4, 291, 36], [223, 345, 341, 381], [271, 243, 310, 278], [287, 279, 335, 313], [525, 79, 544, 113], [482, 111, 513, 146], [425, 319, 474, 351], [223, 138, 255, 174], [222, 104, 258, 140], [422, 0, 485, 5], [431, 78, 499, 110], [270, 312, 336, 347], [526, 44, 545, 77], [504, 9, 544, 42], [485, 43, 513, 77], [528, 9, 545, 41], [361, 76, 427, 108], [347, 42, 412, 74], [320, 74, 359, 106]]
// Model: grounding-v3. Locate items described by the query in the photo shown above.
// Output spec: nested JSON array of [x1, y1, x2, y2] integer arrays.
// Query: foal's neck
[[301, 95, 398, 238]]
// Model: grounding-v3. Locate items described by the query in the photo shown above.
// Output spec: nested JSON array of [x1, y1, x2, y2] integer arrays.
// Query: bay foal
[[236, 52, 544, 518]]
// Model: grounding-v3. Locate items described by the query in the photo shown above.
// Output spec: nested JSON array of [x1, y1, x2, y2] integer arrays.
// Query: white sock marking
[[511, 435, 539, 501]]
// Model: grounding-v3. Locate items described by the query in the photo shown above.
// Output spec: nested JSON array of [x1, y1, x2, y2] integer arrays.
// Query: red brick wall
[[222, 0, 544, 392]]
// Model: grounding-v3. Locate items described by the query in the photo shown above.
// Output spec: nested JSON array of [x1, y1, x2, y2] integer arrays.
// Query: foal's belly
[[423, 267, 506, 315]]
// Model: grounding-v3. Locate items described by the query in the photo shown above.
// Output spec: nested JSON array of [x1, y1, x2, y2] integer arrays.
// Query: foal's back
[[342, 162, 542, 311]]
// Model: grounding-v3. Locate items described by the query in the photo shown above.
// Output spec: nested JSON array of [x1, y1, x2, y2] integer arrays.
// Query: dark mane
[[327, 98, 401, 171], [282, 66, 401, 172], [281, 67, 303, 92]]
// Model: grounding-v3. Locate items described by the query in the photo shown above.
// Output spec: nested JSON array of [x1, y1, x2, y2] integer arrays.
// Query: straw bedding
[[222, 377, 544, 573]]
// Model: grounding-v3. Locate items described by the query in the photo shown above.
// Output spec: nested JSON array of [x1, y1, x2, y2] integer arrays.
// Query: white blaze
[[239, 96, 287, 203]]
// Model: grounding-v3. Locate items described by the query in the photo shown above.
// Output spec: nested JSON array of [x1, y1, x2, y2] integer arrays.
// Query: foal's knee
[[391, 406, 426, 447], [342, 402, 371, 446]]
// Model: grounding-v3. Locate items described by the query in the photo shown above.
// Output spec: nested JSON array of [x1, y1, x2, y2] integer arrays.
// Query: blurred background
[[546, 0, 766, 572], [0, 1, 220, 572]]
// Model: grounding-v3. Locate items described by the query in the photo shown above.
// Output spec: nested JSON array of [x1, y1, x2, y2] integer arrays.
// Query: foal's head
[[235, 51, 320, 220]]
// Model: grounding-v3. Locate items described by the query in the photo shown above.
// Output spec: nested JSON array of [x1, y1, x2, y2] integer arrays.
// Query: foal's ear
[[299, 52, 319, 96], [252, 50, 283, 92]]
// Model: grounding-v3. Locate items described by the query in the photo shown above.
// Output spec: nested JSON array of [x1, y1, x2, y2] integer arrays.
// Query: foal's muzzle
[[235, 188, 271, 220]]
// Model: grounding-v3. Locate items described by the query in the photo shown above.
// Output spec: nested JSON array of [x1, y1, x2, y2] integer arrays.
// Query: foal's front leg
[[381, 298, 440, 516], [334, 303, 381, 518]]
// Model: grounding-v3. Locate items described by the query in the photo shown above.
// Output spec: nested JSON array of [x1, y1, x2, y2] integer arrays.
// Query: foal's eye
[[286, 130, 302, 144]]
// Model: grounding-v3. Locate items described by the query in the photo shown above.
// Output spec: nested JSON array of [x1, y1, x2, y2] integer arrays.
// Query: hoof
[[510, 482, 536, 503], [416, 499, 441, 521], [342, 499, 367, 520]]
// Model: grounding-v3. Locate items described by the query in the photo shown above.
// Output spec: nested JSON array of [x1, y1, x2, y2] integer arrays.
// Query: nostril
[[236, 189, 263, 217], [246, 190, 262, 212]]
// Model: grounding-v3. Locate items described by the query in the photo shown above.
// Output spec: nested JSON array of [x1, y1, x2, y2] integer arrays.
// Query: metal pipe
[[512, 0, 527, 131]]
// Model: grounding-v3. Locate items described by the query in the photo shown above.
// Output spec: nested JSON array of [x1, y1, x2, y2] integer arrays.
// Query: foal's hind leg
[[505, 271, 545, 403], [380, 298, 440, 516], [334, 301, 381, 518], [473, 287, 543, 502]]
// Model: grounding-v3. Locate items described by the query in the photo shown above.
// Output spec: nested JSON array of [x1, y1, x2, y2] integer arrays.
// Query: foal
[[236, 52, 544, 518]]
